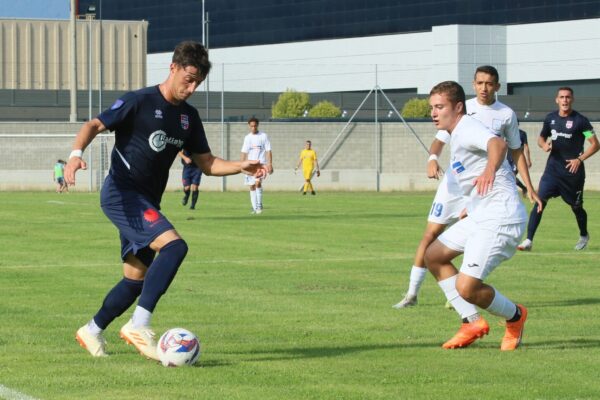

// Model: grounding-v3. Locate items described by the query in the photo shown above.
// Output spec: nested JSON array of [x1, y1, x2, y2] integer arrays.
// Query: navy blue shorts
[[182, 166, 202, 187], [538, 171, 585, 207], [101, 179, 174, 264]]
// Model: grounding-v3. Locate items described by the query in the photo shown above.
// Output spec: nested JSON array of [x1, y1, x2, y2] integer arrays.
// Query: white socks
[[87, 319, 103, 336], [250, 190, 257, 210], [485, 287, 517, 320], [132, 305, 152, 328], [407, 266, 427, 297], [438, 275, 479, 320], [256, 187, 263, 209]]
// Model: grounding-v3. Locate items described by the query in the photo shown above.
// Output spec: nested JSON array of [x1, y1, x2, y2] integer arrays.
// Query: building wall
[[78, 0, 600, 53], [0, 19, 148, 91], [2, 121, 600, 192], [147, 18, 600, 95]]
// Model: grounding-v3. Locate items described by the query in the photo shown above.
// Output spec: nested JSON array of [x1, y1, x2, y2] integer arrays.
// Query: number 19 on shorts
[[430, 202, 444, 218]]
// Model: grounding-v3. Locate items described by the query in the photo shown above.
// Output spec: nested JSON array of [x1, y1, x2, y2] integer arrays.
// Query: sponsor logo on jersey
[[181, 114, 189, 130], [110, 99, 124, 110], [148, 130, 185, 152], [451, 161, 465, 174], [467, 263, 479, 268], [155, 109, 163, 119], [566, 120, 573, 129], [550, 129, 573, 141]]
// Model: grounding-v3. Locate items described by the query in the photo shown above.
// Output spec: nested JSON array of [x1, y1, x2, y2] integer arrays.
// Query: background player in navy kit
[[507, 125, 531, 196], [518, 87, 599, 251], [178, 149, 202, 209], [66, 41, 267, 360]]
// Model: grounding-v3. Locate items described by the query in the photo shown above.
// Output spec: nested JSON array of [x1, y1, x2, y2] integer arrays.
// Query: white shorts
[[244, 174, 263, 186], [427, 174, 466, 225], [438, 217, 525, 280]]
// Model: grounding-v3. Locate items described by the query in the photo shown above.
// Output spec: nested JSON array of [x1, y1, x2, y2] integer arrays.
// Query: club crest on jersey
[[566, 120, 573, 129], [181, 114, 189, 130]]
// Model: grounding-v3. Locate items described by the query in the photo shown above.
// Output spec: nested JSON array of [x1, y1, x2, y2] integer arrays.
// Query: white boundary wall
[[1, 121, 600, 192], [147, 19, 600, 96]]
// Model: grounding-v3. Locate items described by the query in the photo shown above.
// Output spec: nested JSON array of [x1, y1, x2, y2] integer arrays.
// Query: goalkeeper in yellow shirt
[[295, 140, 320, 195]]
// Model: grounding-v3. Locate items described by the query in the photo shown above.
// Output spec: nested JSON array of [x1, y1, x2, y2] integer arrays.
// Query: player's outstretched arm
[[193, 153, 268, 178], [474, 137, 506, 195], [65, 118, 106, 186]]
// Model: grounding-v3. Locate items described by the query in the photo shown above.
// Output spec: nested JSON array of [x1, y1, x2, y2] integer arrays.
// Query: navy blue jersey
[[98, 86, 210, 207], [540, 110, 594, 176]]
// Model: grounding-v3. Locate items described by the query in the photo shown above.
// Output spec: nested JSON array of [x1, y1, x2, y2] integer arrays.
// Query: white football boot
[[517, 239, 532, 251], [574, 235, 589, 251], [76, 325, 108, 357], [392, 294, 417, 309], [119, 319, 159, 361]]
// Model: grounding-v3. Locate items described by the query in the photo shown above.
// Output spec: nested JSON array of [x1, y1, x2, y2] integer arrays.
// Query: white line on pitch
[[0, 385, 40, 400]]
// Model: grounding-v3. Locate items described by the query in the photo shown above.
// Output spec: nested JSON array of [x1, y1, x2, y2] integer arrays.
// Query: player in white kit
[[241, 117, 273, 214], [393, 66, 541, 309], [424, 80, 528, 350]]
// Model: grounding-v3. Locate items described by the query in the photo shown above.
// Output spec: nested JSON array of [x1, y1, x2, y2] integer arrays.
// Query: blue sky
[[0, 0, 70, 19]]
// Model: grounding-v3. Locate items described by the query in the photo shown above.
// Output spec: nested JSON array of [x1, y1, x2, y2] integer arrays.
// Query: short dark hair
[[474, 65, 499, 83], [430, 81, 466, 114], [172, 41, 211, 78], [248, 117, 259, 125], [557, 86, 574, 95]]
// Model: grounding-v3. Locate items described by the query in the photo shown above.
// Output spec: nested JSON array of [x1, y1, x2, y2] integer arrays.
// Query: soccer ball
[[157, 328, 201, 367]]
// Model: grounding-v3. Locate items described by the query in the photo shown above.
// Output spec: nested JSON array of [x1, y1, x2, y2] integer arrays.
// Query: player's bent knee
[[163, 239, 189, 263], [455, 276, 482, 303]]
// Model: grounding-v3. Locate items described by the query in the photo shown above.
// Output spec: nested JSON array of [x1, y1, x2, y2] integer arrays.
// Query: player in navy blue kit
[[66, 41, 267, 360], [518, 87, 599, 251], [179, 149, 202, 209], [507, 126, 531, 196]]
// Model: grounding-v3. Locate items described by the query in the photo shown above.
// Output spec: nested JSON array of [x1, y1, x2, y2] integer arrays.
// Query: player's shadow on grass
[[528, 297, 600, 308], [520, 338, 600, 350], [199, 212, 422, 221], [230, 342, 435, 362]]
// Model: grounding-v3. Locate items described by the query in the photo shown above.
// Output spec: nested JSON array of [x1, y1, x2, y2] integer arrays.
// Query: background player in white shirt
[[393, 65, 541, 309], [423, 80, 528, 351], [241, 117, 273, 214]]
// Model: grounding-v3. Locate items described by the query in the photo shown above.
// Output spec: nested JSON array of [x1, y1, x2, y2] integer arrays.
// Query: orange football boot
[[501, 304, 528, 351], [442, 317, 489, 349]]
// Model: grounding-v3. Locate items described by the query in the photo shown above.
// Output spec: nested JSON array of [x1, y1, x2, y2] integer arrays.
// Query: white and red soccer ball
[[157, 328, 201, 367]]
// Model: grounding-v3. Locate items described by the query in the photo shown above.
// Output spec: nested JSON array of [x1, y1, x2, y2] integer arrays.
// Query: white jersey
[[449, 115, 527, 224], [241, 131, 271, 163], [430, 97, 523, 223], [436, 98, 521, 149]]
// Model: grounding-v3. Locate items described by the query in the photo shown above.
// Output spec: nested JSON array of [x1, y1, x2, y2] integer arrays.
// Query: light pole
[[86, 5, 96, 191], [86, 5, 96, 122]]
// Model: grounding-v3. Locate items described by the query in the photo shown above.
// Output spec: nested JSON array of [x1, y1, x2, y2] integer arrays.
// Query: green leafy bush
[[401, 97, 430, 118], [308, 100, 342, 118], [271, 89, 311, 118]]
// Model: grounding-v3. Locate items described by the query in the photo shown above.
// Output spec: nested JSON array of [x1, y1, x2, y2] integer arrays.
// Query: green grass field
[[1, 191, 599, 400]]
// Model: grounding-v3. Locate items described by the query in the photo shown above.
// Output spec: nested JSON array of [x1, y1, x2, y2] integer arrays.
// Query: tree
[[308, 100, 342, 118], [271, 89, 311, 118], [401, 97, 430, 118]]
